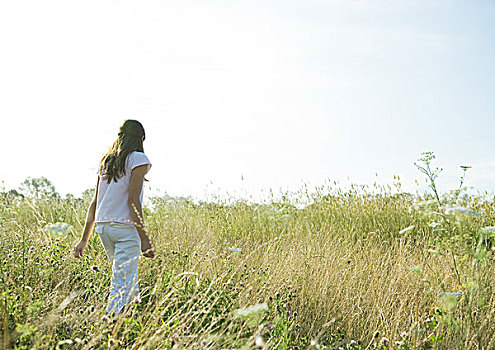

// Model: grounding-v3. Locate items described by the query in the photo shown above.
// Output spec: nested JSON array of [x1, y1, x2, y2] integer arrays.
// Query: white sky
[[1, 0, 494, 200]]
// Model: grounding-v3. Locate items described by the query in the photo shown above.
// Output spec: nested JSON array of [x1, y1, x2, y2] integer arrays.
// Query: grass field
[[1, 179, 495, 349]]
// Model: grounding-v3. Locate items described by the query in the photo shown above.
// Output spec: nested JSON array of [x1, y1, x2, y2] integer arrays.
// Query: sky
[[0, 0, 494, 201]]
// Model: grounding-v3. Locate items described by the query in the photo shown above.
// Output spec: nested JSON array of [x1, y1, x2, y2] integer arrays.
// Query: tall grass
[[1, 183, 495, 349]]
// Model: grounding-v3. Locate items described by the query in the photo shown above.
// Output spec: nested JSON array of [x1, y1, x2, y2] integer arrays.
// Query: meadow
[[2, 162, 495, 349]]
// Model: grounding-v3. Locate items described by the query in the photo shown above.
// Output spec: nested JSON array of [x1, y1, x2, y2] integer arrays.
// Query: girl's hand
[[141, 236, 155, 259], [73, 240, 88, 258]]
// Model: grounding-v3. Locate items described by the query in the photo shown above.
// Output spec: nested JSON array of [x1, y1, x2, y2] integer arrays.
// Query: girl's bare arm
[[74, 177, 99, 258], [128, 165, 155, 258]]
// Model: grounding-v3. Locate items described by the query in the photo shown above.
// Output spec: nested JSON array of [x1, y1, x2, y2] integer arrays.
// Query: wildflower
[[133, 296, 141, 304], [255, 335, 265, 347], [44, 222, 72, 235], [234, 303, 268, 318], [444, 207, 481, 217], [380, 336, 389, 344], [400, 331, 408, 338], [101, 315, 110, 323], [427, 249, 442, 255], [350, 339, 357, 345], [395, 340, 405, 346], [66, 326, 73, 332], [481, 226, 495, 234], [172, 332, 180, 341], [74, 338, 85, 345], [418, 151, 435, 163], [57, 339, 73, 346], [171, 250, 179, 255]]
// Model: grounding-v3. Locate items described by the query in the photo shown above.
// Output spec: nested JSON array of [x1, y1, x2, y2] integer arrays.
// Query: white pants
[[95, 222, 141, 314]]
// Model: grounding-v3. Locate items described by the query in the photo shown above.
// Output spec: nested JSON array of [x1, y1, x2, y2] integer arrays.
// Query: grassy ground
[[1, 185, 495, 349]]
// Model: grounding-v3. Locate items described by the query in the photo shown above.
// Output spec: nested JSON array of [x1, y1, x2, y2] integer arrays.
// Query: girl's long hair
[[99, 120, 146, 183]]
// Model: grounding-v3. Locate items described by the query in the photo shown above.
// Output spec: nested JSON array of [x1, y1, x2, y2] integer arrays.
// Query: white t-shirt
[[95, 151, 151, 225]]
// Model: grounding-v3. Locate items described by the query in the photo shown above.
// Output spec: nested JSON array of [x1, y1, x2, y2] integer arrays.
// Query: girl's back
[[96, 151, 151, 225]]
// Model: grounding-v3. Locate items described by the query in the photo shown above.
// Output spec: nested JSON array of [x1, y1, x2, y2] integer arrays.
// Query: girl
[[74, 119, 155, 314]]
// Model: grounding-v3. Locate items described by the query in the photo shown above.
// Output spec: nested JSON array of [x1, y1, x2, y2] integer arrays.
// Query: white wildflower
[[234, 303, 268, 318], [427, 249, 442, 255], [255, 335, 265, 347], [444, 207, 481, 217], [481, 226, 495, 234], [44, 222, 72, 235], [57, 339, 73, 346]]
